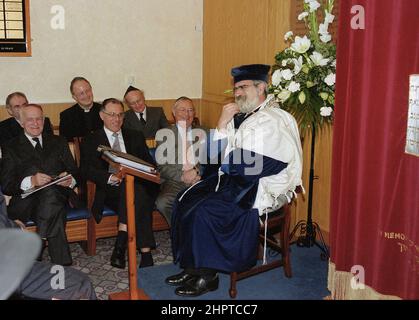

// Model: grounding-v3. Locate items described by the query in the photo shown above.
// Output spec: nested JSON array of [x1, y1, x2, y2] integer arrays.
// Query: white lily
[[324, 73, 336, 86], [291, 36, 311, 54], [310, 51, 330, 66], [287, 81, 301, 93], [325, 11, 335, 24], [281, 69, 294, 81], [298, 12, 309, 21], [320, 106, 333, 117], [284, 31, 293, 41], [292, 56, 303, 75], [320, 33, 332, 43], [308, 0, 321, 12], [319, 23, 329, 36], [271, 70, 282, 86]]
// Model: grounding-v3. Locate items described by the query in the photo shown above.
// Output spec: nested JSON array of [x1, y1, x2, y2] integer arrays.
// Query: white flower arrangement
[[270, 0, 336, 134]]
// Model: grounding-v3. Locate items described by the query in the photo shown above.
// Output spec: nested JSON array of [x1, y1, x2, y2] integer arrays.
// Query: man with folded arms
[[80, 98, 158, 269], [0, 104, 79, 266]]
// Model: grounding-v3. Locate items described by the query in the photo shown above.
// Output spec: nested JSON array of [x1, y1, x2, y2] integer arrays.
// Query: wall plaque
[[405, 75, 419, 156]]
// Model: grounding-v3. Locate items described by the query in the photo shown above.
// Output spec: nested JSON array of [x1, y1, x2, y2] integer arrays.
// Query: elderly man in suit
[[0, 104, 79, 266], [155, 97, 207, 226], [0, 188, 97, 300], [122, 86, 169, 138], [80, 98, 158, 269], [0, 92, 53, 147], [59, 77, 103, 141]]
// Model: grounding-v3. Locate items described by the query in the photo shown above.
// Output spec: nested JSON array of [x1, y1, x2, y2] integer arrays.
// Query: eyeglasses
[[233, 84, 257, 93], [102, 111, 125, 119]]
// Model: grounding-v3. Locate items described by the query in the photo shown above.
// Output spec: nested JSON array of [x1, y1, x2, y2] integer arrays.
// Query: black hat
[[231, 64, 271, 83], [124, 85, 140, 98], [0, 229, 41, 299]]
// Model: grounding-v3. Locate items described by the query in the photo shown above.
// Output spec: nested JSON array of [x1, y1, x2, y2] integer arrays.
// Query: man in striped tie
[[80, 98, 159, 269]]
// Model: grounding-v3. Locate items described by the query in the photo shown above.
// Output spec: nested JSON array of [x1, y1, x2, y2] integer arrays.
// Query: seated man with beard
[[165, 64, 303, 297]]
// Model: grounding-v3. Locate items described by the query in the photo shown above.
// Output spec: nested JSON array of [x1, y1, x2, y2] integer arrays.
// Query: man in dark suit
[[80, 98, 158, 269], [59, 77, 103, 141], [0, 92, 53, 147], [155, 97, 206, 226], [122, 86, 169, 138], [0, 104, 79, 266], [0, 188, 97, 300]]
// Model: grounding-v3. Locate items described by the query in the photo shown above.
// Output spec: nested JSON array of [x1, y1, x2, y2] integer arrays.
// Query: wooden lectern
[[103, 157, 160, 300]]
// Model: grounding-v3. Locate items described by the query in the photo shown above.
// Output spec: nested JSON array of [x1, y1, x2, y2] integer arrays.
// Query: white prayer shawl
[[214, 95, 303, 215]]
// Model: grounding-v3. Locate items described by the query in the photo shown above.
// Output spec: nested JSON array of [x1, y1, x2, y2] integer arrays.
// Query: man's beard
[[235, 95, 260, 113]]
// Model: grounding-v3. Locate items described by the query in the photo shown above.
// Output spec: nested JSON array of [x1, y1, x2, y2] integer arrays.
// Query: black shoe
[[175, 275, 219, 297], [110, 231, 127, 269], [110, 246, 126, 269], [139, 252, 154, 268], [165, 271, 196, 286]]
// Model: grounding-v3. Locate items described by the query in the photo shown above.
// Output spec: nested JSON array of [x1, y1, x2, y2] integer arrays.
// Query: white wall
[[0, 0, 203, 103]]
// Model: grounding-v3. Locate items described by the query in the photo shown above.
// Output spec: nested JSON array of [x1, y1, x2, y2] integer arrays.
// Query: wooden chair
[[229, 189, 300, 299]]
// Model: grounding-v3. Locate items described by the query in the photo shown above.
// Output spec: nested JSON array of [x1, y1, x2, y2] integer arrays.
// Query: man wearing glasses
[[80, 98, 158, 269], [59, 77, 103, 141], [166, 64, 303, 297]]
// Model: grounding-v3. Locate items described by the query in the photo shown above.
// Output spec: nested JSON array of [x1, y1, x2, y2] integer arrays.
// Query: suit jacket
[[156, 124, 206, 183], [0, 133, 79, 198], [59, 102, 103, 141], [80, 128, 158, 218], [122, 107, 169, 138], [0, 117, 54, 147], [0, 188, 18, 229]]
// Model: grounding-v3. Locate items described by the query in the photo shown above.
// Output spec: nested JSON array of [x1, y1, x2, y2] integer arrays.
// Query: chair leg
[[87, 217, 96, 256], [229, 272, 238, 298]]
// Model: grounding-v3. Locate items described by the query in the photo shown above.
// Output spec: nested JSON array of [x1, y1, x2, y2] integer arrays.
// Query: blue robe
[[171, 149, 287, 273]]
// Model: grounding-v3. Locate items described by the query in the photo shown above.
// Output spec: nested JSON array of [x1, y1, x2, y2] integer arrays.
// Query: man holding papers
[[0, 104, 79, 266], [80, 98, 158, 269]]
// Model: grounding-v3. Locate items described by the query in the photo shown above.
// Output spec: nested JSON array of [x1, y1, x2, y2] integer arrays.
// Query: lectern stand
[[103, 159, 160, 300]]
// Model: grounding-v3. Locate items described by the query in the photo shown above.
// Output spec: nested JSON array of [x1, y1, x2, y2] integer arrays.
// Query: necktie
[[32, 137, 43, 154], [109, 133, 121, 173], [234, 113, 247, 129], [139, 112, 146, 125], [182, 137, 196, 171], [112, 132, 121, 151]]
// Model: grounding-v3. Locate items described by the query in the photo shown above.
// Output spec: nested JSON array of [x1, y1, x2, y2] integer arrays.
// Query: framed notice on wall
[[405, 75, 419, 157], [0, 0, 31, 56]]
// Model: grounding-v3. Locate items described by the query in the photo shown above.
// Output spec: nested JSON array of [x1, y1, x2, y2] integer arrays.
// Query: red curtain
[[330, 0, 419, 299]]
